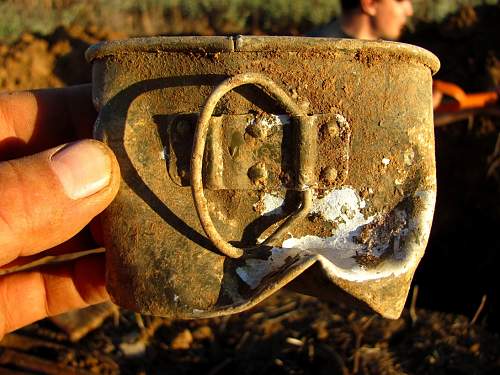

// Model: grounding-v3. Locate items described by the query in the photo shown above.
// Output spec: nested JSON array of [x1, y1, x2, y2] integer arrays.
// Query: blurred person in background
[[308, 0, 414, 40], [308, 0, 443, 107]]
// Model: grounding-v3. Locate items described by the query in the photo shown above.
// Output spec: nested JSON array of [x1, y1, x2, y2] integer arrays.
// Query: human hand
[[0, 85, 120, 337]]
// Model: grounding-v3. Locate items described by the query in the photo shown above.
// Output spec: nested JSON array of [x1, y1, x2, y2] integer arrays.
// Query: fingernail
[[50, 140, 112, 200]]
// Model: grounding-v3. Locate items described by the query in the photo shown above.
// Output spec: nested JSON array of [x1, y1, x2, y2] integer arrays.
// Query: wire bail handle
[[190, 72, 315, 258]]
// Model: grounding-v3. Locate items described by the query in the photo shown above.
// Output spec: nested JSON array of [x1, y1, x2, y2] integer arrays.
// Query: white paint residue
[[280, 188, 375, 272], [236, 247, 303, 289], [160, 146, 168, 161], [261, 193, 285, 216], [239, 188, 377, 287], [282, 236, 362, 269], [237, 188, 436, 287], [258, 187, 370, 230], [274, 114, 290, 126], [335, 114, 349, 130], [249, 114, 289, 130], [236, 259, 269, 289], [310, 188, 369, 227]]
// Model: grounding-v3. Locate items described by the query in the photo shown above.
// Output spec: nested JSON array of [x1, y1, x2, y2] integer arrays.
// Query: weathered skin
[[87, 36, 439, 319]]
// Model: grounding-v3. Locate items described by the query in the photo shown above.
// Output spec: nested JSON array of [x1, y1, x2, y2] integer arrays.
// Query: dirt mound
[[0, 25, 126, 91], [2, 292, 500, 374]]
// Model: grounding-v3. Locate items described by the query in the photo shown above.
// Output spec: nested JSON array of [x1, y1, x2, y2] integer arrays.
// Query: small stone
[[192, 326, 213, 341], [313, 321, 329, 340], [427, 355, 437, 365], [285, 337, 304, 347], [120, 340, 146, 358], [170, 329, 193, 350], [382, 158, 391, 166]]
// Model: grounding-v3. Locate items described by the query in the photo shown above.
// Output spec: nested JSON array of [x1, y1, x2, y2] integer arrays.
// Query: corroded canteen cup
[[86, 36, 439, 319]]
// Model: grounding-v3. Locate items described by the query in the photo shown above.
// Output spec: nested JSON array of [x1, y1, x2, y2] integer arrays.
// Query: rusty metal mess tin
[[86, 36, 440, 319]]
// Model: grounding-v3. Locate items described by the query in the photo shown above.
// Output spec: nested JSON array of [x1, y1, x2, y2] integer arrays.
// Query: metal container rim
[[85, 35, 440, 74]]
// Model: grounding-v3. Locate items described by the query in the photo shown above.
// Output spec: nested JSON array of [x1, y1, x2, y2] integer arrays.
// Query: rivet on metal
[[246, 121, 268, 139], [325, 120, 339, 138], [321, 167, 338, 184], [248, 162, 268, 184]]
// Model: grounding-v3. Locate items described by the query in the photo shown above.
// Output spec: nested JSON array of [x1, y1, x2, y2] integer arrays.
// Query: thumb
[[0, 139, 120, 264]]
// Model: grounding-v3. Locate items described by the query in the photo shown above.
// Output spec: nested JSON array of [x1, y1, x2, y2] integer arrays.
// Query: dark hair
[[340, 0, 361, 11]]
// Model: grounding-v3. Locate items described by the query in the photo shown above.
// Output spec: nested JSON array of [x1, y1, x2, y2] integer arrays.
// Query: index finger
[[0, 253, 108, 336], [0, 84, 96, 160]]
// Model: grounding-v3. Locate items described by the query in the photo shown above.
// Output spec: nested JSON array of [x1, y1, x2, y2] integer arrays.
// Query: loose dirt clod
[[170, 330, 194, 350]]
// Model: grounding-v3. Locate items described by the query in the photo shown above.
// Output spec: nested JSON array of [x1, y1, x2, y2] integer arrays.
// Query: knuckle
[[0, 159, 31, 255], [0, 95, 20, 140]]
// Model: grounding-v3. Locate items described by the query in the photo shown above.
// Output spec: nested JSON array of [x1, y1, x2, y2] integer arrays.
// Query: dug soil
[[0, 4, 499, 375]]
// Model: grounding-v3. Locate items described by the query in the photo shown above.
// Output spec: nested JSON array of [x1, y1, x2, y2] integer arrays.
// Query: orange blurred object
[[434, 80, 498, 113]]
